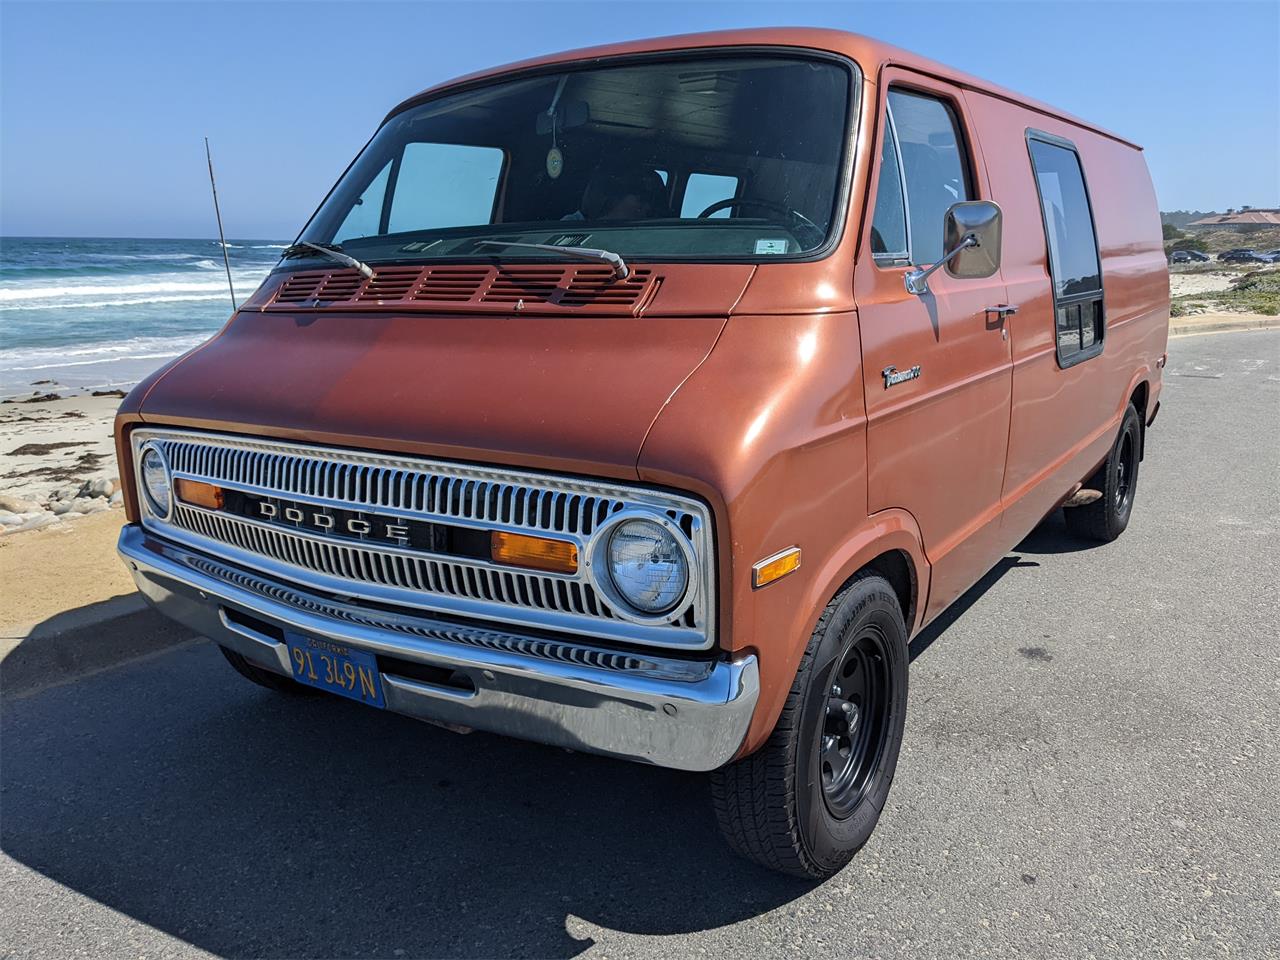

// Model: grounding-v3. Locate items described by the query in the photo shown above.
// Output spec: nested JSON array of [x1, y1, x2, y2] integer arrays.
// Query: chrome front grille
[[131, 429, 714, 650], [165, 437, 624, 536]]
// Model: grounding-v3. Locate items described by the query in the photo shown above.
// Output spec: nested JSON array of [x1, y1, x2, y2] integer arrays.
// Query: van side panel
[[963, 91, 1168, 543]]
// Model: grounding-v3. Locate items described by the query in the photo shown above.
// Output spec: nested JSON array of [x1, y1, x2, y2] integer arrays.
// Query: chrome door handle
[[985, 304, 1017, 341]]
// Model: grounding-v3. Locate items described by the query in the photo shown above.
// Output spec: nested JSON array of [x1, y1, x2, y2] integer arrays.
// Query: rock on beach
[[0, 393, 127, 535]]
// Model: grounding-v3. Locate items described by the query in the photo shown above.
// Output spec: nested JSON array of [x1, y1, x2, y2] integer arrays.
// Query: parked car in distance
[[1168, 249, 1210, 263], [1219, 249, 1269, 263], [115, 27, 1169, 879]]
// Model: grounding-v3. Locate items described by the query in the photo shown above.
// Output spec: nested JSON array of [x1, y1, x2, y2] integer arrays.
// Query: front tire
[[710, 574, 909, 878], [1065, 403, 1142, 543]]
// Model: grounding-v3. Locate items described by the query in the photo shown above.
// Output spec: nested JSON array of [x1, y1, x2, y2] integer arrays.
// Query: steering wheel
[[695, 197, 824, 247]]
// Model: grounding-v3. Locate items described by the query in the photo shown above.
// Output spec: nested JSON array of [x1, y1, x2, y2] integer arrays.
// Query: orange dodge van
[[116, 28, 1168, 878]]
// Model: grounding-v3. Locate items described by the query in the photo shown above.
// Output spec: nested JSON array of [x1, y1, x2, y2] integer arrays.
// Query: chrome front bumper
[[118, 524, 758, 771]]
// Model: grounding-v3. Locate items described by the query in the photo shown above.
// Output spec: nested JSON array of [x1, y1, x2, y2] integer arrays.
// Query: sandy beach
[[0, 507, 131, 635], [1168, 269, 1239, 297], [0, 391, 124, 534]]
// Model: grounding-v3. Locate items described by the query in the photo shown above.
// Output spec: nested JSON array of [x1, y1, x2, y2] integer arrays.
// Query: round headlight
[[140, 446, 171, 517], [605, 517, 690, 615]]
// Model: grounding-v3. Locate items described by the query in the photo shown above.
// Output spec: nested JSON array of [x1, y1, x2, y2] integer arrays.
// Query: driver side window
[[388, 142, 503, 233], [333, 143, 503, 243], [871, 89, 973, 267]]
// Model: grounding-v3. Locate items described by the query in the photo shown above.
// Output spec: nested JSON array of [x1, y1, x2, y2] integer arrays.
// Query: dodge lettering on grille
[[232, 492, 443, 552]]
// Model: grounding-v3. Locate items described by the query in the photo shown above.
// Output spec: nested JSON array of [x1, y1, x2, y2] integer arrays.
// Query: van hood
[[134, 301, 738, 479]]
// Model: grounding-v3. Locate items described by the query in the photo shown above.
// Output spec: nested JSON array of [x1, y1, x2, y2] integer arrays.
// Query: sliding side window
[[1027, 132, 1104, 367]]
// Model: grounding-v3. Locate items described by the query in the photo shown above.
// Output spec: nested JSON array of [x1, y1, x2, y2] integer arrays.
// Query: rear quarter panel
[[964, 91, 1168, 540]]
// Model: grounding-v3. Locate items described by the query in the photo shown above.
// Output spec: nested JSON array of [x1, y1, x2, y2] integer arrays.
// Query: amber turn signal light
[[174, 478, 224, 510], [490, 531, 578, 574], [752, 546, 801, 588]]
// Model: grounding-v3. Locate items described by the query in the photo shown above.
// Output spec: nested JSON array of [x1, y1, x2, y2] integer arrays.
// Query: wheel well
[[1130, 381, 1149, 421], [862, 550, 916, 631], [1129, 380, 1149, 458]]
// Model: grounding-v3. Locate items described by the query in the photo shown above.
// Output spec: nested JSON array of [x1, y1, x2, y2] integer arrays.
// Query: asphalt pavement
[[2, 329, 1277, 959]]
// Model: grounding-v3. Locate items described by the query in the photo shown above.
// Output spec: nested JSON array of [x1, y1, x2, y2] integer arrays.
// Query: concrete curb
[[1, 594, 193, 698], [1169, 317, 1280, 338]]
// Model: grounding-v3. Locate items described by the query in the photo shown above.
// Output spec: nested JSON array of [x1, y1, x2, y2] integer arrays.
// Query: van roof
[[388, 27, 1141, 151]]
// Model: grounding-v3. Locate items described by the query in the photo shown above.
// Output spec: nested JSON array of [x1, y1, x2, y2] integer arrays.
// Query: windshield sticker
[[755, 239, 789, 255]]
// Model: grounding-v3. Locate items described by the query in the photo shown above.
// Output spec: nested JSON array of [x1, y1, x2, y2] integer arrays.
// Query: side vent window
[[335, 161, 391, 244], [1027, 133, 1104, 367], [870, 111, 909, 261]]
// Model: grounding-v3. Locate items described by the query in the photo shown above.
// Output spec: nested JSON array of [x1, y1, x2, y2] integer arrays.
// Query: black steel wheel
[[819, 628, 892, 818], [1114, 426, 1136, 515], [710, 573, 908, 879], [1066, 402, 1143, 543]]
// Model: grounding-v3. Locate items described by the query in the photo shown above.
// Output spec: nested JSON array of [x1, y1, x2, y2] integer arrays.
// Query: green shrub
[[1171, 268, 1280, 316]]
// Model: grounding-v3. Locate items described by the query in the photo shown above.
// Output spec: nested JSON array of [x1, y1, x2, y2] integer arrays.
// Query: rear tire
[[1065, 403, 1142, 543], [218, 645, 314, 694], [710, 574, 909, 878]]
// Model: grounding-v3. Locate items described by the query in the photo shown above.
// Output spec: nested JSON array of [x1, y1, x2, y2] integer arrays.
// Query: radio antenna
[[204, 137, 237, 311]]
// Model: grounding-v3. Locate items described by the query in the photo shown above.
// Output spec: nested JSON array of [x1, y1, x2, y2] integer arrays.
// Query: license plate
[[285, 631, 385, 708]]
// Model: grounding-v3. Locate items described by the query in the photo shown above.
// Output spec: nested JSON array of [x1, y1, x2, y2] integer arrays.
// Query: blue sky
[[2, 0, 1277, 239]]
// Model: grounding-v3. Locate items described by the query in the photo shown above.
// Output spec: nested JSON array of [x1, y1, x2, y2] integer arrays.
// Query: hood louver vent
[[355, 266, 423, 301], [267, 264, 657, 314], [411, 266, 490, 302], [481, 266, 653, 306]]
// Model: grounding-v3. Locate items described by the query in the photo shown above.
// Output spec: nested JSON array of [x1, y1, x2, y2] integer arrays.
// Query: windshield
[[297, 54, 853, 265]]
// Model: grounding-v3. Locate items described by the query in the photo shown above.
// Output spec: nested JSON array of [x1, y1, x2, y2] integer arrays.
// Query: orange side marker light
[[752, 546, 801, 588]]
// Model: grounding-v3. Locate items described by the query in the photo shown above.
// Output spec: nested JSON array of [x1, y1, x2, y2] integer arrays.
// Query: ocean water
[[0, 236, 287, 398]]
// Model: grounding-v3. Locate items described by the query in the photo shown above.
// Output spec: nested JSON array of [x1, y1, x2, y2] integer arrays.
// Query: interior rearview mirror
[[535, 99, 590, 134], [944, 200, 1002, 280], [904, 200, 1003, 295]]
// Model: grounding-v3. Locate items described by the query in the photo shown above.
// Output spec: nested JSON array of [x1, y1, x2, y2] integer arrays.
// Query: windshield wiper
[[281, 241, 374, 278], [475, 239, 629, 280]]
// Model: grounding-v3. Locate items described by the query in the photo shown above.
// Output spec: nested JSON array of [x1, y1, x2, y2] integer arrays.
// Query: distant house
[[1186, 209, 1280, 231]]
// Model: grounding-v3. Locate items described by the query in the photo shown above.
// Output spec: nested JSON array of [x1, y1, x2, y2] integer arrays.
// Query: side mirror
[[904, 200, 1003, 295], [944, 200, 1002, 279]]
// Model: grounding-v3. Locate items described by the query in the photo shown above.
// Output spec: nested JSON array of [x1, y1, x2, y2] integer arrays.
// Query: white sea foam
[[81, 252, 206, 261], [0, 274, 267, 304], [7, 293, 247, 311], [0, 334, 211, 371], [251, 244, 289, 249]]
